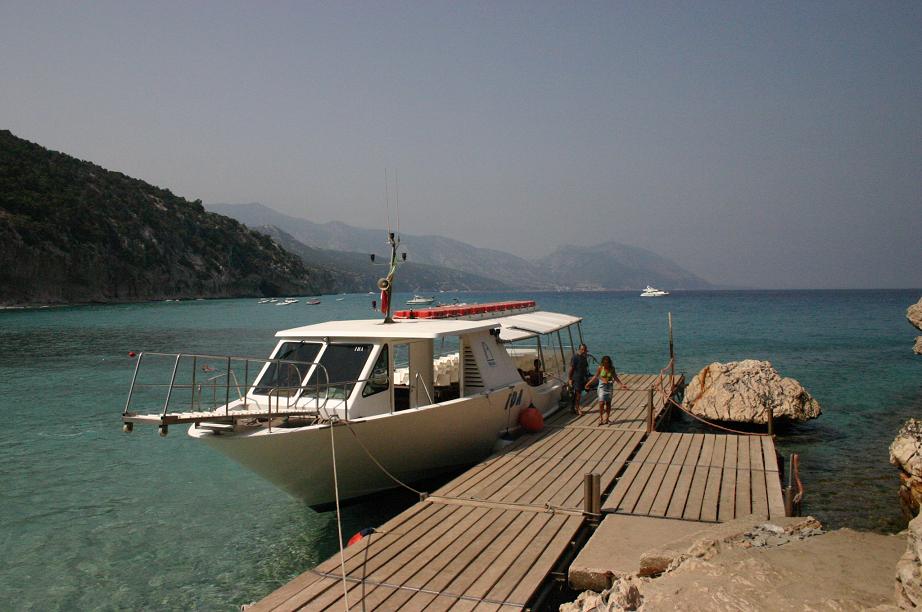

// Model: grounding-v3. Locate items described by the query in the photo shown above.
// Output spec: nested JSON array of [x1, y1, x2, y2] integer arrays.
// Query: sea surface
[[1, 289, 920, 610]]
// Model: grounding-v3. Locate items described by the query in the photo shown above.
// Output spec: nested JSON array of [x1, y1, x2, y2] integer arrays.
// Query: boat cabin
[[251, 318, 521, 420]]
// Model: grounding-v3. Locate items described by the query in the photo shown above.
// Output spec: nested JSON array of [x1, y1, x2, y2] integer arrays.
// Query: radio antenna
[[384, 168, 391, 235], [394, 169, 400, 238]]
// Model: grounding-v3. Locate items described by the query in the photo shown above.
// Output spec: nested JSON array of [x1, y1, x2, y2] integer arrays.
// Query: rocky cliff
[[0, 131, 327, 304]]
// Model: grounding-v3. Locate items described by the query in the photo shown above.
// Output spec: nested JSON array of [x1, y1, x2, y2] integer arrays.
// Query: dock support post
[[591, 473, 601, 517], [583, 473, 601, 520], [767, 406, 774, 437], [647, 388, 654, 433], [784, 485, 794, 517]]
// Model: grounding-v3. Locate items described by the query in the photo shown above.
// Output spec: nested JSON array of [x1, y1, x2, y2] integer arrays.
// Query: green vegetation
[[0, 130, 329, 304]]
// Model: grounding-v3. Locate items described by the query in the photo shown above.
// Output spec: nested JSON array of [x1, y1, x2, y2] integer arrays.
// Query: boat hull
[[189, 382, 562, 507]]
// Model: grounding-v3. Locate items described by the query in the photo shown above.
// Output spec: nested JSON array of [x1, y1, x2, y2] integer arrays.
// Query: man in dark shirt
[[568, 344, 590, 415]]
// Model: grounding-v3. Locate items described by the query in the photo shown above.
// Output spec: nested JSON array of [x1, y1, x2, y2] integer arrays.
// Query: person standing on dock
[[568, 343, 590, 415], [585, 355, 628, 425]]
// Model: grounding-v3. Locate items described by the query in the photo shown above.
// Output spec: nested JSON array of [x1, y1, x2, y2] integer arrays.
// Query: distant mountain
[[209, 203, 713, 291], [0, 131, 329, 305], [207, 203, 551, 289], [257, 225, 509, 293], [536, 242, 712, 290]]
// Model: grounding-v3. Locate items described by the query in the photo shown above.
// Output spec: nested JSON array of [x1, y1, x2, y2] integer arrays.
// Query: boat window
[[305, 343, 373, 399], [252, 341, 322, 397], [362, 344, 389, 397]]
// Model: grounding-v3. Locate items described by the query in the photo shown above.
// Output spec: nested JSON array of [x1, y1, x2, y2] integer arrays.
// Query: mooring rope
[[341, 420, 427, 499], [329, 419, 351, 611]]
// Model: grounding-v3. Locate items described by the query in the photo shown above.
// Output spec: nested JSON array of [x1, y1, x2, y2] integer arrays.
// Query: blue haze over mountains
[[207, 203, 714, 291]]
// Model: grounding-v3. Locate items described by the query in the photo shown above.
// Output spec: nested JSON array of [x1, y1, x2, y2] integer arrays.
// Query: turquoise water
[[1, 290, 920, 610]]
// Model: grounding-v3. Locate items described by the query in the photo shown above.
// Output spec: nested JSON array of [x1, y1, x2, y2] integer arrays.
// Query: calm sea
[[1, 290, 920, 610]]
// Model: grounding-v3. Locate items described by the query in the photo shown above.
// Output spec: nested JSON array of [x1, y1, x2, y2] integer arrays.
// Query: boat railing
[[122, 351, 335, 422]]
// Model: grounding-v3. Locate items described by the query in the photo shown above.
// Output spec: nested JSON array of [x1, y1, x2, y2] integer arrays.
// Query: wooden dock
[[249, 372, 785, 611]]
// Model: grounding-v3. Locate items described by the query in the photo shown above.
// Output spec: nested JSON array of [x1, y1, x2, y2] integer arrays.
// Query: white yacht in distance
[[640, 285, 669, 297], [122, 233, 582, 508], [406, 295, 435, 305]]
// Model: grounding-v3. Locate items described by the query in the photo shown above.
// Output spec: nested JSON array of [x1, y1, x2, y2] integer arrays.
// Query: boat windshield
[[303, 343, 373, 400], [252, 341, 322, 397]]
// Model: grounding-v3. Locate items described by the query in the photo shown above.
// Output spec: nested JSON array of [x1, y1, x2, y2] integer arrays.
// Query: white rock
[[891, 419, 922, 478], [896, 512, 922, 608], [684, 360, 821, 424], [908, 298, 922, 332]]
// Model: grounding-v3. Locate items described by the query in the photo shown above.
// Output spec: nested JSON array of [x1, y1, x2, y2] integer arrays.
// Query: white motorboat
[[640, 285, 669, 297], [407, 295, 435, 305], [122, 233, 583, 508], [276, 298, 299, 306]]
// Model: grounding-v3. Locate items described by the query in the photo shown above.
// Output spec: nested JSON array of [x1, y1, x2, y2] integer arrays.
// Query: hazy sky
[[2, 2, 920, 288]]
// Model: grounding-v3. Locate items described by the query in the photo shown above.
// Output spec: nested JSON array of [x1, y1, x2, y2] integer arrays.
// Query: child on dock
[[585, 355, 628, 425]]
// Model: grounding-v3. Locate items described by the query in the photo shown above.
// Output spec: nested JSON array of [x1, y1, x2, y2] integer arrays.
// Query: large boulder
[[914, 337, 922, 356], [891, 418, 922, 518], [684, 360, 821, 424], [908, 298, 922, 332], [896, 512, 922, 608]]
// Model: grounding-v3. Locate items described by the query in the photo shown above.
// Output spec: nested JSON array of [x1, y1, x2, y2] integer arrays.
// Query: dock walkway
[[250, 372, 784, 611]]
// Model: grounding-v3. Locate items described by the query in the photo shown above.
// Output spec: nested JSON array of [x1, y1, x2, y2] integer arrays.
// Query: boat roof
[[276, 310, 582, 342], [494, 311, 583, 342]]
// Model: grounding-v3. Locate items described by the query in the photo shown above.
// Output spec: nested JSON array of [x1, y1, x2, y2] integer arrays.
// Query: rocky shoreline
[[908, 297, 922, 355], [561, 518, 905, 611], [557, 375, 921, 610]]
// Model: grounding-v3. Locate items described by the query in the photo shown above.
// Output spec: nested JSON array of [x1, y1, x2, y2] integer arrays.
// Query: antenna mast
[[373, 170, 403, 323]]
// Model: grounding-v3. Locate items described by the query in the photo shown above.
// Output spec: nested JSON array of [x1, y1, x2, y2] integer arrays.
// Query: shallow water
[[1, 290, 919, 609]]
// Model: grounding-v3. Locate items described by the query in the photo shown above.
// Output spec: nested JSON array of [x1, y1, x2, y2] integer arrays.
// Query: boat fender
[[518, 403, 543, 432], [380, 290, 389, 314], [348, 527, 376, 546]]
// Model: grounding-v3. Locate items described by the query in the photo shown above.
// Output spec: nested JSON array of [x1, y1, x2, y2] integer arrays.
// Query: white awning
[[492, 311, 582, 342]]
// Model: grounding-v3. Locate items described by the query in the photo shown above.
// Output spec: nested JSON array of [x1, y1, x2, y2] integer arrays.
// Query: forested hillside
[[0, 131, 330, 304]]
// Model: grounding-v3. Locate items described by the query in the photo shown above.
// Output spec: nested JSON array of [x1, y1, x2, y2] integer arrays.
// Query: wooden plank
[[735, 435, 752, 519], [604, 432, 667, 512], [454, 513, 556, 604], [597, 431, 646, 497], [352, 506, 497, 610], [475, 513, 571, 605], [294, 504, 474, 609], [718, 436, 739, 521], [272, 504, 461, 609], [634, 434, 684, 515], [649, 434, 695, 517], [750, 465, 770, 520], [665, 434, 705, 519], [613, 433, 676, 514], [761, 436, 779, 471], [699, 435, 727, 522], [503, 514, 584, 604], [766, 466, 787, 519], [680, 434, 715, 521], [373, 508, 531, 610], [749, 436, 765, 471]]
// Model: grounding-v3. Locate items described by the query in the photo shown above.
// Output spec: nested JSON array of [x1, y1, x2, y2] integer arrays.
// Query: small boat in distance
[[407, 295, 435, 305], [276, 298, 299, 306], [640, 285, 669, 297], [306, 298, 321, 305]]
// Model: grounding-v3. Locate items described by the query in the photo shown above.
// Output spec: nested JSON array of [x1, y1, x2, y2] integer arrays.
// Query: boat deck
[[248, 372, 785, 611]]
